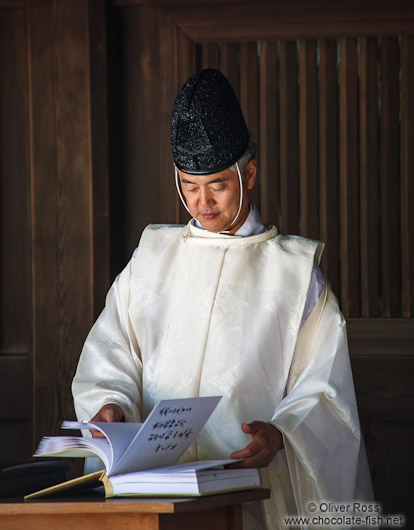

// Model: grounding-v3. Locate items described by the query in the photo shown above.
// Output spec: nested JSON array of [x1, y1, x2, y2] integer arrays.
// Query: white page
[[109, 396, 221, 476], [62, 421, 143, 474], [34, 436, 113, 470], [110, 459, 238, 482], [109, 466, 260, 496], [137, 459, 239, 474]]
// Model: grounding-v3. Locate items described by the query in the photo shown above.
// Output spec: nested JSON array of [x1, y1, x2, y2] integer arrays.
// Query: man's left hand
[[229, 421, 284, 468]]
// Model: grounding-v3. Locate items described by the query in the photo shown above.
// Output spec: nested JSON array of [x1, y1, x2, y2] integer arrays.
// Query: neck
[[221, 205, 250, 235]]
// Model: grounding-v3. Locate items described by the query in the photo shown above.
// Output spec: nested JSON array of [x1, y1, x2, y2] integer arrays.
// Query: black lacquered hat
[[171, 69, 249, 175]]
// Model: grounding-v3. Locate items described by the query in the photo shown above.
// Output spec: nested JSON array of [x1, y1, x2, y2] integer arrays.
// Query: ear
[[245, 159, 257, 191]]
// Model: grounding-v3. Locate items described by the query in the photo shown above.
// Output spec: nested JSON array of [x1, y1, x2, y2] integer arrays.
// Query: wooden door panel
[[0, 3, 32, 466]]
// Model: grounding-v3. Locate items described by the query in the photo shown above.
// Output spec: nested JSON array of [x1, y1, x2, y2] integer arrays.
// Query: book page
[[140, 459, 240, 473], [110, 460, 241, 483], [110, 396, 221, 476], [34, 436, 113, 470], [62, 421, 143, 474]]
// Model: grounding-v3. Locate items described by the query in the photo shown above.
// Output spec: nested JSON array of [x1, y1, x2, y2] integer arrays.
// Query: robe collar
[[191, 202, 267, 237]]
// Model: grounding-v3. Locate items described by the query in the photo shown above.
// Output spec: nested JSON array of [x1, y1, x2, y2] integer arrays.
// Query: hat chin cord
[[174, 163, 244, 234]]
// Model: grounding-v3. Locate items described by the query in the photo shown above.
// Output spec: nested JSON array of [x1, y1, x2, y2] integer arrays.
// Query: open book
[[26, 397, 260, 499]]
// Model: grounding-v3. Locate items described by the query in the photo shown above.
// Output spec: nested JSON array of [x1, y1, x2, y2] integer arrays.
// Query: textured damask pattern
[[267, 288, 308, 336], [276, 234, 318, 252], [129, 278, 159, 314], [211, 283, 248, 321]]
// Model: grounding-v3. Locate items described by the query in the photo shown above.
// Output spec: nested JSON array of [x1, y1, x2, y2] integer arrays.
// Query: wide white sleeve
[[266, 286, 374, 523], [72, 262, 143, 423]]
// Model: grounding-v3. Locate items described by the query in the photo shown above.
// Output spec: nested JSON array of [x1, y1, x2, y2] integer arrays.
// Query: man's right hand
[[89, 404, 125, 438]]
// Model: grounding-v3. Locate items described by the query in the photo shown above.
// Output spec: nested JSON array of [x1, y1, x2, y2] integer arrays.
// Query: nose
[[199, 187, 215, 207]]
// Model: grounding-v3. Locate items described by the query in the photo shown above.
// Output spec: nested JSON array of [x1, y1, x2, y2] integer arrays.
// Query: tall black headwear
[[171, 69, 249, 175]]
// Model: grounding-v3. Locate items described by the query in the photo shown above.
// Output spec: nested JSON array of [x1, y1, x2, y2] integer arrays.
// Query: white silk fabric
[[72, 222, 373, 529]]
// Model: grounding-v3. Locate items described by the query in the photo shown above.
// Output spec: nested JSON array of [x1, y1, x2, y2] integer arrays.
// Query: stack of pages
[[26, 397, 260, 499]]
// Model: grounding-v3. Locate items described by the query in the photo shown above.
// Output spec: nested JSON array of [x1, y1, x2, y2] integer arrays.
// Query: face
[[178, 159, 257, 234]]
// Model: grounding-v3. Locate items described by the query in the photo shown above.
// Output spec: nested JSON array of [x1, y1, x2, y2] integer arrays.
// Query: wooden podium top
[[0, 488, 270, 515]]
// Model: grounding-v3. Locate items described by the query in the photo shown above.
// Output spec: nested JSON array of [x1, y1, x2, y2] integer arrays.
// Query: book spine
[[102, 473, 114, 497], [24, 470, 105, 500]]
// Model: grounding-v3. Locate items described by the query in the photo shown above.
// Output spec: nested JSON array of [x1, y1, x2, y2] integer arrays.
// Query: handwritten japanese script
[[147, 406, 196, 452]]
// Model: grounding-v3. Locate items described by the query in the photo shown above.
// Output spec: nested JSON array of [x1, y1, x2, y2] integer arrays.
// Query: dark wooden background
[[0, 0, 413, 522]]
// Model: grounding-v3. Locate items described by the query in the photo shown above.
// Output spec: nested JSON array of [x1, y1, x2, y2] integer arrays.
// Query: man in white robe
[[72, 69, 374, 529]]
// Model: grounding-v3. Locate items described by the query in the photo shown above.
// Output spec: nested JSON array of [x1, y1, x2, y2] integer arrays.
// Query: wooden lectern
[[0, 488, 270, 530]]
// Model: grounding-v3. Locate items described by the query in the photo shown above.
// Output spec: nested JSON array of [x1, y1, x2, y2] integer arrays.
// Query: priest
[[72, 69, 374, 529]]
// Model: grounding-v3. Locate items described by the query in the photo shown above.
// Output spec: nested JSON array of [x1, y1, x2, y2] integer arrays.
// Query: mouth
[[201, 212, 219, 220]]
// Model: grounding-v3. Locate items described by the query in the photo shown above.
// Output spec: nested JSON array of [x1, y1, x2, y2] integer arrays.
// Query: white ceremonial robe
[[72, 221, 374, 530]]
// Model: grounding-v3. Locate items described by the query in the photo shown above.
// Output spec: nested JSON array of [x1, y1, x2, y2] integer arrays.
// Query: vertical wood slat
[[88, 0, 110, 315], [318, 39, 339, 296], [239, 43, 259, 140], [27, 0, 61, 443], [107, 2, 126, 278], [0, 9, 31, 354], [160, 7, 179, 224], [220, 43, 239, 99], [359, 37, 380, 317], [279, 41, 299, 235], [299, 40, 318, 239], [259, 41, 278, 227], [240, 42, 259, 206], [400, 36, 414, 317], [380, 37, 401, 317], [177, 28, 195, 88], [201, 43, 219, 69], [339, 38, 360, 317], [122, 6, 164, 253]]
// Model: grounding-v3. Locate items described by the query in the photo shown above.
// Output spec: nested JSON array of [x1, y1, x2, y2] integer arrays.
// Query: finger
[[241, 421, 263, 435], [90, 404, 125, 424], [228, 447, 273, 469], [91, 411, 115, 423], [230, 425, 273, 460], [230, 437, 264, 460], [90, 429, 106, 439]]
